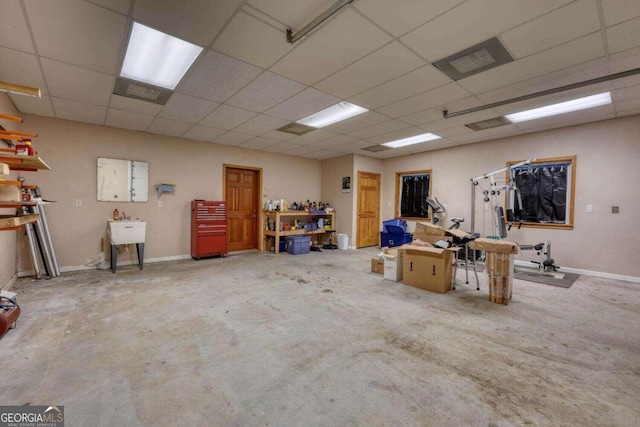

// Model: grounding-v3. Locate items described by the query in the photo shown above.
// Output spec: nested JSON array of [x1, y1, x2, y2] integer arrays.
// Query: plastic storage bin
[[382, 219, 407, 234], [286, 235, 311, 255], [380, 232, 413, 248]]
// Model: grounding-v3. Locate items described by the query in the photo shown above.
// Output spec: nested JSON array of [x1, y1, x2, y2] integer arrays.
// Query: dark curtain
[[515, 164, 568, 224], [400, 175, 430, 218]]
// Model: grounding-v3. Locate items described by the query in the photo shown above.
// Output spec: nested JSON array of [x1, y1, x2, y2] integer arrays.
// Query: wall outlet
[[157, 200, 163, 208], [75, 199, 82, 207], [612, 206, 619, 214], [586, 204, 593, 213]]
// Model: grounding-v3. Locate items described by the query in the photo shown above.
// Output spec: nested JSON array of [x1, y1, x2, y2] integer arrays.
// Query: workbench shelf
[[263, 210, 335, 254]]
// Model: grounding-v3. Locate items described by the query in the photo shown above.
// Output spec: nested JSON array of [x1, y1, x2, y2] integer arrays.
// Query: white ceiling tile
[[199, 104, 257, 130], [233, 114, 289, 136], [226, 71, 305, 112], [271, 8, 392, 85], [602, 0, 640, 26], [213, 131, 254, 146], [42, 58, 114, 106], [213, 11, 292, 68], [105, 108, 154, 131], [431, 125, 474, 138], [109, 95, 163, 116], [401, 0, 572, 62], [501, 0, 600, 58], [178, 50, 263, 102], [146, 117, 192, 137], [449, 124, 523, 142], [315, 134, 358, 148], [332, 139, 374, 152], [0, 0, 35, 53], [262, 140, 304, 154], [347, 119, 410, 139], [9, 94, 55, 117], [133, 0, 243, 46], [313, 149, 342, 160], [87, 0, 131, 15], [52, 97, 107, 125], [354, 0, 465, 37], [458, 33, 605, 94], [378, 83, 470, 118], [323, 111, 390, 134], [349, 65, 451, 110], [264, 88, 340, 121], [246, 0, 336, 30], [240, 136, 279, 150], [617, 97, 640, 112], [285, 129, 336, 145], [181, 124, 226, 141], [615, 84, 640, 102], [400, 108, 448, 126], [606, 17, 640, 55], [0, 47, 48, 94], [314, 42, 425, 98], [158, 93, 219, 123], [24, 0, 126, 74], [617, 109, 640, 118], [262, 130, 295, 141]]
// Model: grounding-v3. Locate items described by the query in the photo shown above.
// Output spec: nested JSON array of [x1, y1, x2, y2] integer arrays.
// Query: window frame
[[506, 155, 576, 230], [395, 169, 432, 220]]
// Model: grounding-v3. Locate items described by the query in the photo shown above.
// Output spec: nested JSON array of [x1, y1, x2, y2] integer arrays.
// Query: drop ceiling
[[1, 0, 639, 160]]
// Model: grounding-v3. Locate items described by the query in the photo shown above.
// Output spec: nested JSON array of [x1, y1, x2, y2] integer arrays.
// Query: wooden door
[[225, 167, 260, 252], [356, 171, 381, 248]]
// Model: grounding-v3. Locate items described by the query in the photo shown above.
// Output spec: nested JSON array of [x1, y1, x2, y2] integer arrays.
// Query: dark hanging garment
[[536, 167, 554, 222], [400, 175, 430, 218], [516, 170, 539, 222], [552, 166, 567, 223]]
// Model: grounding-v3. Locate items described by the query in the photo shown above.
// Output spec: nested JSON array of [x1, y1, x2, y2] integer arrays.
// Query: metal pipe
[[286, 0, 354, 44], [22, 207, 41, 279], [31, 206, 55, 277], [470, 180, 476, 234], [443, 67, 640, 119], [36, 204, 60, 276], [471, 158, 534, 184]]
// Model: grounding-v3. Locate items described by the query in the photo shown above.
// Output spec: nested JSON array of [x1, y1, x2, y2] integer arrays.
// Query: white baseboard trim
[[2, 274, 17, 290], [514, 260, 640, 284]]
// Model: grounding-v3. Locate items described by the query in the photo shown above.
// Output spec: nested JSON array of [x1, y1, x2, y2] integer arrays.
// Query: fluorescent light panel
[[296, 101, 368, 128], [121, 22, 203, 90], [382, 132, 441, 149], [505, 92, 612, 123]]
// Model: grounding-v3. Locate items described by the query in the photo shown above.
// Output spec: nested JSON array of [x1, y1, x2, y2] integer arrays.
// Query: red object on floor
[[191, 200, 228, 259]]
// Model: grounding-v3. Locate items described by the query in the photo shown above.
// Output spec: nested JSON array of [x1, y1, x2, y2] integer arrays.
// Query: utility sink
[[108, 219, 146, 245]]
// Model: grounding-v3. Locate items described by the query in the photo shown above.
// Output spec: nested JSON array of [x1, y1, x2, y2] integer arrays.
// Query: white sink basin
[[108, 219, 146, 245]]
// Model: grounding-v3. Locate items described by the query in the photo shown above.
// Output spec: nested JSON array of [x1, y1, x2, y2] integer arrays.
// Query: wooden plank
[[0, 214, 40, 229], [0, 153, 51, 170], [0, 113, 22, 123], [0, 129, 37, 137]]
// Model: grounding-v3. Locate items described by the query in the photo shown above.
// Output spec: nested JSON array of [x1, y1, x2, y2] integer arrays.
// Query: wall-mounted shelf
[[0, 214, 40, 230], [0, 151, 51, 171]]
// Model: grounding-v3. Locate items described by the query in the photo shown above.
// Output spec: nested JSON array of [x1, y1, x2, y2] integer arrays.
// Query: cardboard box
[[414, 222, 446, 236], [400, 244, 458, 293], [0, 182, 21, 202], [382, 247, 403, 281], [470, 237, 519, 254], [485, 252, 515, 305], [371, 258, 384, 274], [412, 234, 452, 246]]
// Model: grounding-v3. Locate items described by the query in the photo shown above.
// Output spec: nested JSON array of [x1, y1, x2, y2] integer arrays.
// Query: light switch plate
[[157, 201, 163, 208], [586, 204, 593, 213]]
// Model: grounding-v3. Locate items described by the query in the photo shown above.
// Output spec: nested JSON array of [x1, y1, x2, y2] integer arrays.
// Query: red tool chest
[[191, 200, 228, 259]]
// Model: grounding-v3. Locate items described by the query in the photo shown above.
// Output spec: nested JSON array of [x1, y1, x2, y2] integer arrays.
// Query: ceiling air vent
[[362, 144, 392, 152], [113, 77, 173, 105], [465, 116, 511, 131], [276, 122, 317, 136], [434, 37, 513, 81]]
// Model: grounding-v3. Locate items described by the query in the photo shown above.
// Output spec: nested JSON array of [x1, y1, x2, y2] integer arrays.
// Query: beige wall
[[0, 93, 20, 288], [18, 115, 322, 270], [381, 115, 640, 278], [321, 154, 354, 238]]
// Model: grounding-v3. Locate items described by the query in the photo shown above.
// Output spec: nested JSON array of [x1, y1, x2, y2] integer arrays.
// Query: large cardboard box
[[470, 237, 519, 254], [371, 258, 384, 274], [412, 234, 452, 246], [414, 222, 447, 236], [382, 247, 403, 281], [400, 244, 458, 293], [486, 252, 515, 305]]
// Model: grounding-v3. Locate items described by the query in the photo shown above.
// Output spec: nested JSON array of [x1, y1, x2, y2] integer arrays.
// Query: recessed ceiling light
[[382, 132, 441, 149], [120, 22, 203, 90], [296, 101, 368, 128], [505, 92, 612, 123]]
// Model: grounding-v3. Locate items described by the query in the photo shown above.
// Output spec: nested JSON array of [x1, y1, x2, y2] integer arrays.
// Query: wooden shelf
[[0, 213, 39, 230], [263, 210, 335, 253], [0, 153, 51, 171]]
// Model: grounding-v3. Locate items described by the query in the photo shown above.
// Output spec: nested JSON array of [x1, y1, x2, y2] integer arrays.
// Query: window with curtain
[[509, 156, 576, 229], [395, 170, 432, 219]]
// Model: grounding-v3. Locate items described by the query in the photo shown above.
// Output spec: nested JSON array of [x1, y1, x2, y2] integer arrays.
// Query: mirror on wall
[[97, 157, 149, 202]]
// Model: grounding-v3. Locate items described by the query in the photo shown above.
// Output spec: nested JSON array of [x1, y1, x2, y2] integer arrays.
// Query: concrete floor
[[1, 248, 639, 427]]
